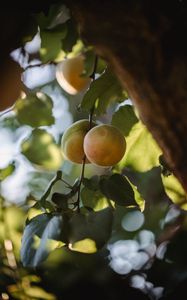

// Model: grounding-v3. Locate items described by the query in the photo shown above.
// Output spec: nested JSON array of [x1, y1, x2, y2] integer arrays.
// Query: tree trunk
[[67, 0, 187, 193]]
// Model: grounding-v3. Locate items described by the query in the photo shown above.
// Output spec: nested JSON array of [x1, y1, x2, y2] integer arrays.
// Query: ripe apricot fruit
[[83, 124, 126, 167], [56, 55, 91, 95], [61, 119, 95, 164]]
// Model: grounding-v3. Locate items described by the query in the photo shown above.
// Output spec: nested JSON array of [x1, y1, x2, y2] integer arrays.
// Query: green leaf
[[69, 207, 113, 252], [62, 19, 79, 53], [51, 189, 79, 211], [82, 49, 95, 77], [159, 154, 172, 176], [82, 175, 100, 191], [51, 177, 79, 209], [81, 187, 109, 211], [119, 121, 162, 172], [51, 193, 69, 210], [161, 174, 187, 210], [81, 69, 127, 115], [40, 25, 67, 63], [0, 163, 15, 181], [37, 4, 70, 30], [14, 93, 54, 127], [29, 201, 55, 220], [37, 12, 49, 29], [128, 180, 145, 212], [112, 105, 138, 137], [21, 213, 63, 267], [99, 173, 136, 207], [46, 4, 70, 29], [21, 129, 63, 171], [96, 57, 107, 74]]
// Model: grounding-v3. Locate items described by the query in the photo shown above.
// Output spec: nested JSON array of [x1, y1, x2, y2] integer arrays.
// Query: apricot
[[61, 119, 95, 164], [56, 55, 91, 95], [83, 124, 126, 167]]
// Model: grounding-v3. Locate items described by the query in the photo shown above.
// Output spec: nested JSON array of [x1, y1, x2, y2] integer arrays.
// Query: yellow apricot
[[56, 55, 91, 95], [61, 119, 95, 164], [83, 124, 126, 167]]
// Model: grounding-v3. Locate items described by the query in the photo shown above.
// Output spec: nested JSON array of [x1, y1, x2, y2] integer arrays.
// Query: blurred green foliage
[[0, 2, 187, 300]]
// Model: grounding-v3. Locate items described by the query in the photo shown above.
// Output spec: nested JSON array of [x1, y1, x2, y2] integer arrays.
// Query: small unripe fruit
[[83, 124, 126, 167], [61, 119, 95, 164], [56, 55, 91, 95]]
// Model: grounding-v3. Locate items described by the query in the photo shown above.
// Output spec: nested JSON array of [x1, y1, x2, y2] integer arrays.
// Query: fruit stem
[[77, 155, 86, 212], [89, 55, 98, 128], [76, 55, 98, 211]]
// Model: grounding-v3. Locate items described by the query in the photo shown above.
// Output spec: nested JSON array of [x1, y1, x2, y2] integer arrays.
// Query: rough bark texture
[[67, 0, 187, 193]]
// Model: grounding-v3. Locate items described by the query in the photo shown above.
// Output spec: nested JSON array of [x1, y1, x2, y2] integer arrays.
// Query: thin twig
[[0, 106, 14, 118], [40, 170, 62, 207], [24, 61, 56, 71], [77, 155, 87, 212], [60, 178, 73, 189], [89, 55, 98, 128], [76, 55, 98, 211]]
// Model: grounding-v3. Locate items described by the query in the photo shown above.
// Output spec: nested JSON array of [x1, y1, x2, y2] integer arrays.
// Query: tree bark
[[67, 0, 187, 193]]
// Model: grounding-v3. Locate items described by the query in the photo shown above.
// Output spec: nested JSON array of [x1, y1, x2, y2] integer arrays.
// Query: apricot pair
[[61, 119, 126, 167]]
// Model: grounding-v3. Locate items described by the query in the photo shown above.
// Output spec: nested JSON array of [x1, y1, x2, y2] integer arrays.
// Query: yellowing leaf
[[0, 163, 15, 181], [128, 180, 145, 212], [161, 174, 187, 210], [24, 286, 56, 300], [69, 238, 97, 254], [119, 121, 161, 172]]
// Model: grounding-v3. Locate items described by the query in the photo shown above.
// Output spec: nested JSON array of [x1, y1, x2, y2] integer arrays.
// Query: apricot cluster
[[61, 120, 126, 167], [57, 54, 126, 167]]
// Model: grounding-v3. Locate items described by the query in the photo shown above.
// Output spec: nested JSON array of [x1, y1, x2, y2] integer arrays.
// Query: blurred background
[[1, 21, 187, 300]]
